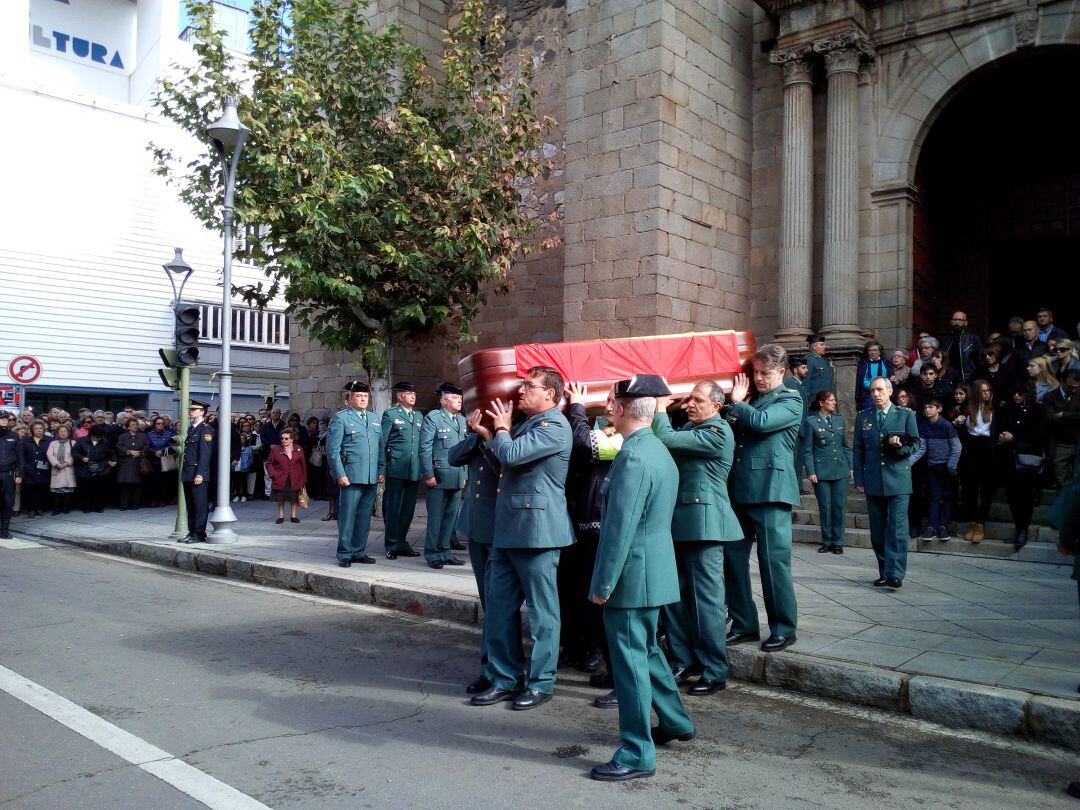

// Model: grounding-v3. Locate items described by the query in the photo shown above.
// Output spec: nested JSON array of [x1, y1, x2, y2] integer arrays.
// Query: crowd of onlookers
[[2, 405, 337, 520], [849, 307, 1079, 548]]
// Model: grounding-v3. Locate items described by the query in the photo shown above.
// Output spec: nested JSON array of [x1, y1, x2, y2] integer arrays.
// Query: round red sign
[[8, 356, 42, 384]]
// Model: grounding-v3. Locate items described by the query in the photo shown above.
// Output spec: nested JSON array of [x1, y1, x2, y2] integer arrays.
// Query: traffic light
[[173, 302, 201, 367], [158, 348, 180, 390], [169, 433, 185, 454]]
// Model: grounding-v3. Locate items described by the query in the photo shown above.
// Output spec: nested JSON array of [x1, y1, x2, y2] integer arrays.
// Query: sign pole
[[169, 366, 191, 540]]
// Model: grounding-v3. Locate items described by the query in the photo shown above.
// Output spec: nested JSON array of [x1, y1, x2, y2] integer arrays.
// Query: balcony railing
[[194, 301, 290, 350]]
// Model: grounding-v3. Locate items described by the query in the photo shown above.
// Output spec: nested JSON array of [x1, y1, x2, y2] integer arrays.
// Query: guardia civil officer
[[802, 389, 852, 554], [470, 366, 574, 711], [803, 334, 836, 405], [420, 382, 468, 569], [380, 381, 424, 559], [448, 408, 503, 694], [725, 344, 803, 652], [652, 380, 742, 696], [328, 380, 384, 567], [179, 400, 213, 544], [0, 411, 24, 539], [853, 377, 923, 588], [589, 374, 694, 782]]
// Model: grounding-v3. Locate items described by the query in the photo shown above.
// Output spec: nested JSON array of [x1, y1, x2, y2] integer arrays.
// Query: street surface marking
[[0, 536, 45, 549], [0, 663, 271, 810]]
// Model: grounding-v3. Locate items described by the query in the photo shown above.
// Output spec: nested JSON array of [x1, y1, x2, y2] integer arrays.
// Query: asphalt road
[[1, 539, 1076, 809]]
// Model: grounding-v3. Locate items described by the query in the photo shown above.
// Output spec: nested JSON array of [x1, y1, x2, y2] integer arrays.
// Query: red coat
[[267, 445, 308, 491]]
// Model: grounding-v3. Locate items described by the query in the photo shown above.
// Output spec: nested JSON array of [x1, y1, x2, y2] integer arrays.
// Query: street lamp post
[[162, 248, 194, 541], [206, 97, 249, 544]]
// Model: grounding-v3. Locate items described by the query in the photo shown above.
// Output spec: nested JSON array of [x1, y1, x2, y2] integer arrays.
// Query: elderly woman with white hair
[[910, 335, 940, 375]]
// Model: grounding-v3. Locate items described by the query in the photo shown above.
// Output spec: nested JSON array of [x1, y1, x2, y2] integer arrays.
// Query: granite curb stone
[[764, 652, 909, 712], [908, 676, 1028, 736]]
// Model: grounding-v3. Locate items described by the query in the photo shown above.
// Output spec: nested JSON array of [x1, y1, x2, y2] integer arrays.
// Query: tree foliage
[[152, 0, 554, 373]]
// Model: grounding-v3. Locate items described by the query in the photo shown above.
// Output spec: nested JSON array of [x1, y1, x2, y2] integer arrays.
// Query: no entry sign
[[8, 356, 42, 385]]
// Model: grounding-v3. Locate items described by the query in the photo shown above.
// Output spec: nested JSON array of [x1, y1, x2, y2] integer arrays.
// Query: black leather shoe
[[398, 548, 421, 557], [590, 760, 654, 782], [817, 544, 830, 553], [725, 631, 760, 646], [512, 689, 552, 710], [427, 561, 444, 569], [885, 577, 902, 589], [178, 536, 200, 544], [589, 671, 614, 689], [354, 555, 376, 564], [582, 650, 604, 673], [450, 540, 467, 551], [872, 576, 889, 586], [338, 560, 351, 568], [466, 675, 492, 694], [1013, 530, 1028, 551], [761, 634, 796, 653], [832, 546, 844, 554], [652, 726, 696, 745], [1066, 782, 1080, 799], [593, 689, 618, 709], [385, 551, 398, 560], [671, 664, 703, 684], [444, 557, 466, 566], [688, 678, 726, 695], [470, 685, 517, 706]]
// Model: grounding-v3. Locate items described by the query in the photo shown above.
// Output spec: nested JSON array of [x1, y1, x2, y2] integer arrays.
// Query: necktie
[[877, 410, 886, 431]]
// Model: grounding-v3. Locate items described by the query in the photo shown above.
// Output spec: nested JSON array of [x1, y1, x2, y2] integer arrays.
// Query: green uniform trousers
[[605, 606, 695, 771], [726, 504, 798, 638], [866, 494, 909, 581], [382, 477, 420, 552], [469, 540, 493, 679], [812, 478, 848, 548], [485, 546, 561, 693], [661, 542, 729, 681], [424, 487, 464, 563], [336, 483, 378, 562]]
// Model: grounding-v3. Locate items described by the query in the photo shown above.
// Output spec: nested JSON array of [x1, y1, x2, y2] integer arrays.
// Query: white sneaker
[[241, 496, 248, 502], [232, 496, 240, 503]]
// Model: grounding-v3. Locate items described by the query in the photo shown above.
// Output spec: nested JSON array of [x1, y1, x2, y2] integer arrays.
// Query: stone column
[[770, 45, 814, 350], [815, 32, 872, 348]]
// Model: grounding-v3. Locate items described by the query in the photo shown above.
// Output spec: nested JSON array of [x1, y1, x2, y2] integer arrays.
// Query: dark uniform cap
[[807, 334, 826, 345], [613, 374, 671, 398], [790, 356, 807, 369], [435, 382, 463, 397], [392, 381, 416, 393], [189, 399, 210, 411], [343, 380, 370, 393]]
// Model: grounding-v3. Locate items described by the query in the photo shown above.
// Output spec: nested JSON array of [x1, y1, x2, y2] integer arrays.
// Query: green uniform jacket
[[448, 433, 501, 545], [801, 412, 852, 481], [420, 408, 467, 490], [589, 427, 680, 608], [804, 352, 836, 404], [727, 386, 804, 507], [380, 404, 423, 481], [327, 407, 384, 484], [488, 406, 574, 549], [652, 412, 743, 543], [852, 406, 922, 497]]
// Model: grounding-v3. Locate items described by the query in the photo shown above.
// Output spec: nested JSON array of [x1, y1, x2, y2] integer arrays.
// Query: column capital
[[814, 30, 874, 75], [769, 44, 813, 85]]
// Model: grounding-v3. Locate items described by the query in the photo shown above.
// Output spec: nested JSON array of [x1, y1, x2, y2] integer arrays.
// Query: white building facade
[[0, 0, 289, 416]]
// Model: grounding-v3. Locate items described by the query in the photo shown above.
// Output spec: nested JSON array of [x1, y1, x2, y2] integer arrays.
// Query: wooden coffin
[[458, 330, 757, 412]]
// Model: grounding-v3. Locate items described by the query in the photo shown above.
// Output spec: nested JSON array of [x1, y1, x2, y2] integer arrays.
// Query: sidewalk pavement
[[9, 499, 1079, 752]]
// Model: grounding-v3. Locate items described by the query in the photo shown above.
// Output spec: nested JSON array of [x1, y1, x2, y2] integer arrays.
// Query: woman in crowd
[[46, 423, 77, 514], [73, 424, 115, 513], [947, 384, 972, 519], [997, 385, 1046, 551], [231, 421, 260, 502], [977, 344, 1014, 406], [961, 379, 998, 543], [930, 349, 961, 390], [303, 416, 323, 500], [910, 336, 938, 375], [286, 412, 308, 444], [115, 416, 149, 510], [320, 423, 338, 521], [145, 417, 174, 507], [266, 427, 307, 524], [1052, 339, 1080, 378], [855, 341, 889, 410], [889, 349, 912, 391], [21, 419, 53, 517], [1027, 356, 1060, 404], [802, 390, 851, 554], [74, 415, 94, 439]]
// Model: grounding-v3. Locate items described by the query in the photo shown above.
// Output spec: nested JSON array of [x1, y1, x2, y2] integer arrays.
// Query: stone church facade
[[290, 0, 1080, 412]]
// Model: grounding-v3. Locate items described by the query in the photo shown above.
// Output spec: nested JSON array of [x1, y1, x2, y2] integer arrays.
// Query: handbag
[[297, 486, 310, 509], [310, 445, 324, 467], [1015, 452, 1044, 472], [139, 456, 153, 476], [237, 445, 254, 472], [160, 451, 178, 473]]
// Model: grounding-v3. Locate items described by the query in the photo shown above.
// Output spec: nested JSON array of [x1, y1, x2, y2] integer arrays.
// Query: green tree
[[152, 0, 554, 398]]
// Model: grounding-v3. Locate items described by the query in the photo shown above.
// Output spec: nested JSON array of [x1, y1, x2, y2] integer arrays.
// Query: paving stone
[[899, 651, 1020, 683], [931, 636, 1040, 664], [907, 676, 1027, 735], [998, 665, 1080, 700], [809, 639, 920, 668], [849, 625, 953, 651]]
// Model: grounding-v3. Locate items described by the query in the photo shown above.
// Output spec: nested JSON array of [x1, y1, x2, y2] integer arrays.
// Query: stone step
[[792, 509, 1058, 543], [790, 524, 1066, 562], [798, 494, 1051, 525], [811, 485, 1058, 507]]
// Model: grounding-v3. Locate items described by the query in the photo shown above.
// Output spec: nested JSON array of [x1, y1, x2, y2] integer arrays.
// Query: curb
[[21, 527, 1080, 753]]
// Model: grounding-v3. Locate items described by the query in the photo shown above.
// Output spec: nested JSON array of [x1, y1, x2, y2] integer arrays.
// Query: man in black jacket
[[0, 411, 24, 539], [939, 311, 983, 384], [180, 400, 215, 544], [1045, 371, 1080, 488]]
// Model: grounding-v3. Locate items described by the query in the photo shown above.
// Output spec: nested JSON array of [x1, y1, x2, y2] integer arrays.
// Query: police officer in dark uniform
[[180, 400, 214, 544], [0, 411, 24, 539]]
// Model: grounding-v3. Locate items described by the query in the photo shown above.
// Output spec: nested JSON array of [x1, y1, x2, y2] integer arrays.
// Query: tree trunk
[[369, 336, 393, 520]]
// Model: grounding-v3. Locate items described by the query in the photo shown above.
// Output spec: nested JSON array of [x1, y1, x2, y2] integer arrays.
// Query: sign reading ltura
[[29, 0, 127, 71], [31, 26, 125, 69]]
